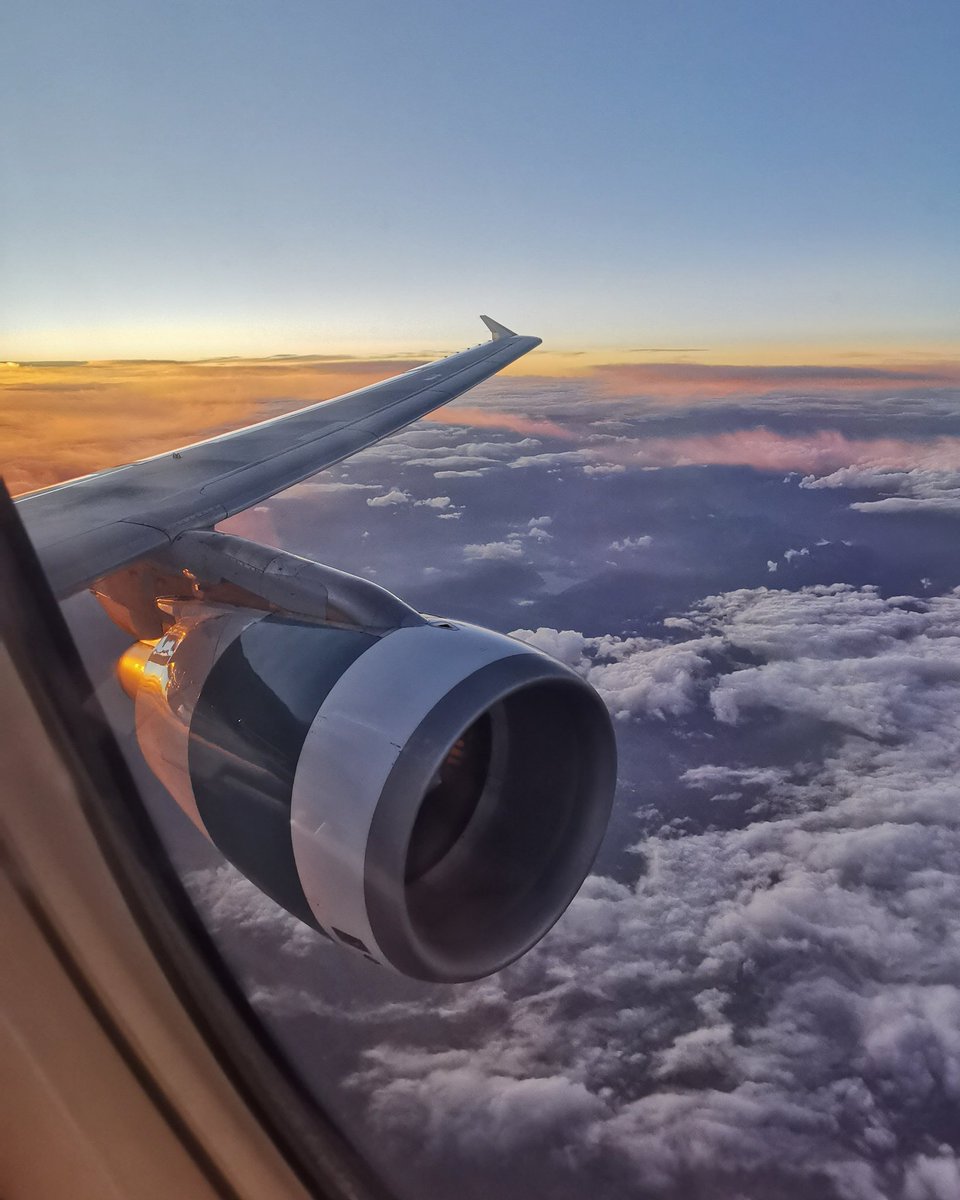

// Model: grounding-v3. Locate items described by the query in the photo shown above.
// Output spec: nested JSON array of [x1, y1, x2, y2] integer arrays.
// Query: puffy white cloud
[[801, 465, 960, 516], [709, 648, 960, 737], [783, 547, 809, 561], [510, 626, 717, 720], [507, 626, 592, 668], [767, 559, 779, 572], [366, 487, 411, 507]]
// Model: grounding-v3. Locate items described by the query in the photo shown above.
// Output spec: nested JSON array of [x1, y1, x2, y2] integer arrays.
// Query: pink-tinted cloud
[[628, 429, 960, 474]]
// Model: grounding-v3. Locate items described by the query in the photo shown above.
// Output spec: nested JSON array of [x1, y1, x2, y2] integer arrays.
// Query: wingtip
[[480, 314, 518, 341]]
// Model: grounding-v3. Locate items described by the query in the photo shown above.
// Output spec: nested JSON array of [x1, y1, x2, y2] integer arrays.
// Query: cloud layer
[[347, 586, 960, 1198], [186, 584, 960, 1200]]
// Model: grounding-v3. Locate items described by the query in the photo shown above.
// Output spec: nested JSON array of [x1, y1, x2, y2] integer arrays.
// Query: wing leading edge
[[14, 319, 541, 598]]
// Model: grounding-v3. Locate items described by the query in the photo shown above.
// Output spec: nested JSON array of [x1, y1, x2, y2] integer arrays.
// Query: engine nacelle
[[121, 604, 616, 981]]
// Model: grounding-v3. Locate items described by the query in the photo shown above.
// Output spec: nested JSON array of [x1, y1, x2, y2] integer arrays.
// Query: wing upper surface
[[14, 323, 540, 598]]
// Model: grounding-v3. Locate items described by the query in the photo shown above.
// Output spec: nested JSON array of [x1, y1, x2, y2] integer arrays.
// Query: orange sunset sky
[[4, 346, 960, 499]]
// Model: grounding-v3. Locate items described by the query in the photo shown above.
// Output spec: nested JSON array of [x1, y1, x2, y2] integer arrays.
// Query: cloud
[[627, 430, 960, 475], [400, 439, 547, 474], [185, 583, 960, 1198], [509, 450, 592, 471], [583, 463, 626, 475], [388, 426, 464, 447], [454, 440, 543, 457], [853, 497, 960, 515], [184, 864, 324, 959], [464, 540, 526, 562], [903, 1153, 960, 1200], [510, 626, 718, 720], [282, 480, 380, 496], [419, 426, 960, 483], [802, 465, 960, 517], [335, 586, 960, 1197], [367, 488, 411, 507], [681, 764, 790, 791], [424, 407, 573, 439], [414, 495, 453, 509], [523, 516, 554, 543], [364, 1063, 606, 1160], [609, 535, 652, 552], [406, 455, 503, 471]]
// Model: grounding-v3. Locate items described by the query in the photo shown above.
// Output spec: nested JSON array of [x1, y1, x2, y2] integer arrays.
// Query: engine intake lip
[[364, 653, 617, 983]]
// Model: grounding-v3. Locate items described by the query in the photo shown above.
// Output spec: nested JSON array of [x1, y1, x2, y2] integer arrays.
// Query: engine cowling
[[121, 603, 617, 982]]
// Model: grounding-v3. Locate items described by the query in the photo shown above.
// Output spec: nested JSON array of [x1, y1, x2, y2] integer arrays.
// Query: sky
[[3, 0, 958, 359]]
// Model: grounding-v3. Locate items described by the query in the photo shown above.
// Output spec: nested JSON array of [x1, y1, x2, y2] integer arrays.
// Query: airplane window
[[4, 4, 959, 1197]]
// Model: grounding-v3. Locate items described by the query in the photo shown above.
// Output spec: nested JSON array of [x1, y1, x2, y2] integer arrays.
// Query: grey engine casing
[[128, 605, 617, 982]]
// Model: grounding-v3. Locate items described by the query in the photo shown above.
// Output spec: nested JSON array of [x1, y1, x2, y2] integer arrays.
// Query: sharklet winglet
[[480, 314, 517, 341]]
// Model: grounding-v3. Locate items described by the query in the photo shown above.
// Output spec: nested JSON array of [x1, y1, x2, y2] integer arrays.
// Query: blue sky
[[3, 0, 958, 357]]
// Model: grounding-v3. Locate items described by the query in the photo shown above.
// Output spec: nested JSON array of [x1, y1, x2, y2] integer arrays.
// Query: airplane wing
[[14, 317, 541, 598], [6, 314, 617, 989]]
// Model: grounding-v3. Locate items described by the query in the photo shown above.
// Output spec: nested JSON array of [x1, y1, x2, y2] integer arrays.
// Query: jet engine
[[115, 537, 617, 982]]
